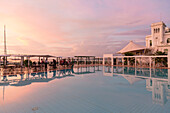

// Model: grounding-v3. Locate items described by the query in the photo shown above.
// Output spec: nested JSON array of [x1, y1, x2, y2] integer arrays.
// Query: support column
[[86, 57, 87, 65], [168, 51, 170, 68], [81, 57, 83, 65], [21, 56, 24, 67], [3, 56, 7, 67], [111, 57, 114, 66], [103, 57, 105, 65], [94, 57, 95, 65], [149, 57, 152, 68], [27, 57, 30, 67], [77, 57, 79, 65], [122, 57, 124, 66], [135, 57, 137, 67], [0, 57, 1, 67], [111, 58, 113, 65], [116, 57, 118, 65], [153, 58, 155, 68], [128, 58, 130, 66]]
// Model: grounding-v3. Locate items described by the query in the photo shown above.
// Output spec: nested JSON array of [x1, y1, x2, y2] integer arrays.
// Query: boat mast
[[4, 25, 7, 55]]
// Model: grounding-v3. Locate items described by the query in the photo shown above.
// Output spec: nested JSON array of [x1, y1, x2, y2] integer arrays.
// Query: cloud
[[113, 28, 150, 36], [0, 0, 170, 57]]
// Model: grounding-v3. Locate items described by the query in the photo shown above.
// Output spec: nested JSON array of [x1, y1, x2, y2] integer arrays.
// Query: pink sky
[[0, 0, 170, 57]]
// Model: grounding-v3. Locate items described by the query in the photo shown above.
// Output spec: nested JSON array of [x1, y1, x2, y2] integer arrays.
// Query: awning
[[117, 41, 146, 54]]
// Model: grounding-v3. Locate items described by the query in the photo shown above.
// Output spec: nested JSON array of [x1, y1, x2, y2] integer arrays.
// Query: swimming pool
[[0, 66, 170, 113]]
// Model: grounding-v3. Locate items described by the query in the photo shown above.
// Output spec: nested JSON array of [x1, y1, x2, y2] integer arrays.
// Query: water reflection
[[0, 67, 78, 102], [103, 66, 170, 106], [0, 66, 99, 86], [3, 65, 166, 107]]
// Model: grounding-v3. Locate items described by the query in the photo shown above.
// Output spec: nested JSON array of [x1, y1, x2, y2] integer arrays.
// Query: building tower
[[151, 21, 166, 47]]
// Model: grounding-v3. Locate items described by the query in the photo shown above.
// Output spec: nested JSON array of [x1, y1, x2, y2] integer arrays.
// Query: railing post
[[168, 52, 170, 68]]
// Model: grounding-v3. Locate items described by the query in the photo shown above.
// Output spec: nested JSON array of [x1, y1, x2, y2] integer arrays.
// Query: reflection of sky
[[0, 0, 170, 56], [0, 66, 170, 112]]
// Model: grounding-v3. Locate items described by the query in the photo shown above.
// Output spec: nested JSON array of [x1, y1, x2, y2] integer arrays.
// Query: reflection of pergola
[[103, 66, 170, 82], [73, 66, 95, 74]]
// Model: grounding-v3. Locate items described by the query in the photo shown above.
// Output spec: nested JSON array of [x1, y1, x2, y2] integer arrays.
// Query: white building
[[146, 21, 170, 54]]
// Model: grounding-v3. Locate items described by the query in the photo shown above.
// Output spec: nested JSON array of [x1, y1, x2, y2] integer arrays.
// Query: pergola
[[0, 55, 10, 66], [11, 54, 55, 66], [0, 54, 58, 67], [74, 56, 96, 65], [95, 57, 103, 64], [103, 54, 170, 68]]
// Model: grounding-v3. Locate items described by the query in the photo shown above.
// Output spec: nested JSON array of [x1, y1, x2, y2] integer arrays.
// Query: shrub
[[124, 52, 134, 56]]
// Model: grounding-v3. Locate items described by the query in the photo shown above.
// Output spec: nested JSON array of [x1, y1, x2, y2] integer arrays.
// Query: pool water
[[0, 66, 170, 113]]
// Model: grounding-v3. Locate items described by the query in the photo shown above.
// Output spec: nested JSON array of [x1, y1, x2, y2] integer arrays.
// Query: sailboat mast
[[4, 25, 7, 55]]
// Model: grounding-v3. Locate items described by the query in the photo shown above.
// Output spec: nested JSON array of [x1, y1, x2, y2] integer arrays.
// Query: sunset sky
[[0, 0, 170, 57]]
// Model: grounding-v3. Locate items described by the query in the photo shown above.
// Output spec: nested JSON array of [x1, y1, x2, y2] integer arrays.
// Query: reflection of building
[[103, 66, 170, 105], [146, 79, 169, 105]]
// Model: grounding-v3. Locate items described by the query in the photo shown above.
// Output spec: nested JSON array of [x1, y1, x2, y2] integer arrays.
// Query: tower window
[[150, 40, 152, 46], [158, 28, 160, 33], [154, 29, 156, 33]]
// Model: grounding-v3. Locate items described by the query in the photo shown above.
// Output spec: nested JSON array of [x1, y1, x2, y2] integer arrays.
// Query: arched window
[[158, 28, 160, 33], [150, 40, 152, 46], [156, 28, 158, 33], [167, 38, 170, 43]]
